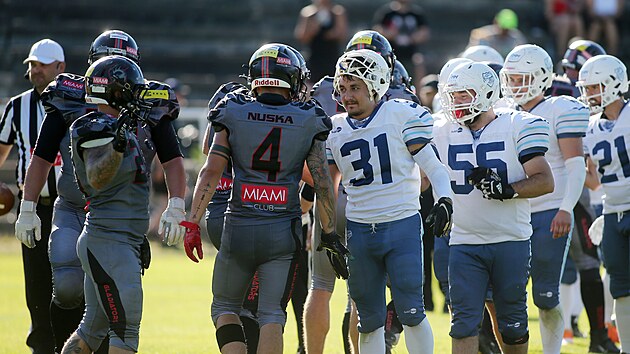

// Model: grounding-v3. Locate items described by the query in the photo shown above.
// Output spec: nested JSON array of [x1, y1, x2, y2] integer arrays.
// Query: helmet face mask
[[444, 62, 499, 125], [500, 44, 553, 105], [576, 55, 628, 113], [391, 60, 412, 90], [334, 49, 391, 102], [85, 55, 148, 114], [437, 58, 473, 109], [247, 43, 303, 100], [88, 30, 140, 65]]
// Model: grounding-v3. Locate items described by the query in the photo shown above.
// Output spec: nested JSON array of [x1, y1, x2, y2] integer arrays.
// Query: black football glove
[[140, 235, 151, 275], [112, 109, 137, 153], [426, 197, 453, 237], [467, 167, 517, 201], [318, 231, 350, 279]]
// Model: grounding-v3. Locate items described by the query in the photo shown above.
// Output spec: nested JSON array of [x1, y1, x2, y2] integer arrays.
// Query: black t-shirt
[[373, 4, 427, 60]]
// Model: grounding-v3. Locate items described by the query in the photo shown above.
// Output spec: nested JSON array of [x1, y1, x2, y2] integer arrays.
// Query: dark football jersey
[[70, 112, 150, 235], [546, 75, 580, 98], [209, 92, 331, 222], [205, 82, 247, 216]]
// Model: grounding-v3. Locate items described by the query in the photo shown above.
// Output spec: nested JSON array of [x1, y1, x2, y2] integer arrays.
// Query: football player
[[500, 44, 589, 354], [179, 43, 341, 354], [62, 55, 150, 354], [14, 29, 184, 352], [579, 54, 630, 354], [434, 61, 554, 354], [327, 49, 453, 354], [304, 29, 420, 354]]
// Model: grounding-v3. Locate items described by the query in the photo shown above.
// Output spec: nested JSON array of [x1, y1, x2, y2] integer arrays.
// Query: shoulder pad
[[208, 81, 249, 110], [71, 112, 117, 149], [310, 76, 334, 96], [41, 73, 96, 126], [144, 80, 180, 122]]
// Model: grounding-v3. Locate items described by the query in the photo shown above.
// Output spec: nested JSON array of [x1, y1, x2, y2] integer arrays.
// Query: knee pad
[[52, 268, 85, 309], [501, 331, 529, 345], [216, 323, 245, 351]]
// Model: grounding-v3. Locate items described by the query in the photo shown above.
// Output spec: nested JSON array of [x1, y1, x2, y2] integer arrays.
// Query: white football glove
[[158, 197, 186, 246], [15, 200, 41, 248], [588, 215, 604, 246]]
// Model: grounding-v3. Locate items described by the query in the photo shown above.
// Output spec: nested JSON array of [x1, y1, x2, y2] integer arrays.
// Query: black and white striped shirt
[[0, 89, 60, 198]]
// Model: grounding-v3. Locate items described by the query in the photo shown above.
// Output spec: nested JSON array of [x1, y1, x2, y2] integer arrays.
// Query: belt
[[39, 197, 54, 206]]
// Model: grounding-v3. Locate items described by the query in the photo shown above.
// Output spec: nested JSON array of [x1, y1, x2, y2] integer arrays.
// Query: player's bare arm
[[0, 143, 12, 167], [82, 144, 122, 190], [584, 155, 601, 191], [161, 156, 186, 198], [511, 155, 555, 198], [306, 139, 336, 234], [188, 129, 229, 224], [22, 155, 53, 201]]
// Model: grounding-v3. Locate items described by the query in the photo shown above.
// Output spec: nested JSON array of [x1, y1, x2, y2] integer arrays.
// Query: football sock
[[616, 296, 630, 352], [539, 305, 564, 354], [359, 326, 385, 354], [404, 319, 434, 354]]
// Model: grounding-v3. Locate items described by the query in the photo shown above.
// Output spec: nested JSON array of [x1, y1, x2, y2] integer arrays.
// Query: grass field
[[0, 236, 593, 353]]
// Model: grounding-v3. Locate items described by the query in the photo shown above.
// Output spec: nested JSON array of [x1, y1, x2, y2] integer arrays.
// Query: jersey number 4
[[341, 133, 392, 186], [448, 142, 508, 194], [252, 127, 282, 182]]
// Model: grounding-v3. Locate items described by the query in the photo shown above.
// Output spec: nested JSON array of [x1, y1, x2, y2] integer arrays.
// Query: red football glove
[[180, 221, 203, 263]]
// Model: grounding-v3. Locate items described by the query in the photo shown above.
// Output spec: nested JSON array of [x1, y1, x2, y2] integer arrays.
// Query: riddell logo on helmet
[[92, 77, 108, 85], [252, 78, 281, 87]]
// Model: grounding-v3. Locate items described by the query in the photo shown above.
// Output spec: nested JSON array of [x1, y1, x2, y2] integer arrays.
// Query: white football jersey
[[326, 99, 432, 223], [522, 96, 589, 212], [583, 101, 630, 214], [432, 109, 550, 245]]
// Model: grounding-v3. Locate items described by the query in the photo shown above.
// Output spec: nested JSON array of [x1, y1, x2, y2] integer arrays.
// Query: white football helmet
[[576, 55, 628, 113], [500, 44, 553, 105], [334, 49, 391, 101], [444, 62, 500, 125], [461, 45, 504, 65], [434, 58, 474, 111]]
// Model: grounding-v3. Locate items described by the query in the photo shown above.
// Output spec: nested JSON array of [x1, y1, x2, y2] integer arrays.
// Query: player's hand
[[15, 200, 41, 248], [180, 221, 203, 263], [467, 167, 517, 201], [159, 197, 186, 246], [112, 109, 137, 153], [318, 231, 349, 279], [550, 209, 572, 239], [426, 197, 453, 237]]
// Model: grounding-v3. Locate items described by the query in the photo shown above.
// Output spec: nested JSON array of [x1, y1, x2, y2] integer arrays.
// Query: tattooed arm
[[306, 139, 336, 234], [187, 129, 230, 224], [83, 144, 123, 190]]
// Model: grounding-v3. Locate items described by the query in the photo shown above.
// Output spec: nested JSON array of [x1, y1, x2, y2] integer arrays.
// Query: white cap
[[23, 39, 65, 64]]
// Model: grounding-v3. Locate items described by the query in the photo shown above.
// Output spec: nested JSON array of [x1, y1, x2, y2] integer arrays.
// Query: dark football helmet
[[561, 40, 606, 72], [247, 43, 303, 99], [88, 30, 140, 65], [85, 55, 149, 114], [391, 60, 412, 88], [287, 45, 310, 101], [345, 30, 396, 74]]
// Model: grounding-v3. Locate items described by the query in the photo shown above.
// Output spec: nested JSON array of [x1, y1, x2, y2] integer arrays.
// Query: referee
[[0, 39, 65, 353]]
